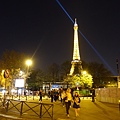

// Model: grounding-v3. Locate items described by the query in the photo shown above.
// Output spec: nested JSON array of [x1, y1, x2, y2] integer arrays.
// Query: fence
[[0, 99, 54, 119], [95, 88, 120, 104]]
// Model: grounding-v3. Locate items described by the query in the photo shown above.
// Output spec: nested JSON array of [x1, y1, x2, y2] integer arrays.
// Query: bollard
[[92, 95, 95, 102], [26, 95, 27, 100], [20, 101, 24, 116], [33, 91, 34, 100], [119, 100, 120, 111], [6, 99, 10, 112], [33, 95, 34, 100], [3, 93, 6, 107], [40, 103, 42, 118], [12, 95, 13, 100], [18, 94, 20, 100]]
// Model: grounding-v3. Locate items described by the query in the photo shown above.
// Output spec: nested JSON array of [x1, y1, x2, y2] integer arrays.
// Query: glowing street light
[[24, 59, 32, 98], [26, 59, 32, 73], [83, 71, 87, 75], [26, 59, 32, 67]]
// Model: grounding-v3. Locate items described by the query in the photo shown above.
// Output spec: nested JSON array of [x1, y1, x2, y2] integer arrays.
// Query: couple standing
[[64, 88, 80, 117]]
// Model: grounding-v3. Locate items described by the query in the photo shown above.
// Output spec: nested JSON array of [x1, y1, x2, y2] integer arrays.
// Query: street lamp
[[25, 59, 32, 99], [83, 71, 87, 75], [26, 59, 32, 74]]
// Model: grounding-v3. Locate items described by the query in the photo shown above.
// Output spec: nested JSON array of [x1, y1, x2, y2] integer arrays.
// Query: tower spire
[[69, 18, 82, 76], [73, 18, 80, 61], [74, 18, 77, 26]]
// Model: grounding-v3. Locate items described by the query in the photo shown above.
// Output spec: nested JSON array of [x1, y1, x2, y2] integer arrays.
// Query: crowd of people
[[38, 88, 81, 118]]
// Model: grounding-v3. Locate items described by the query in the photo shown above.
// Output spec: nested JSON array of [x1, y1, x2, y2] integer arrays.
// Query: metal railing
[[0, 99, 54, 119]]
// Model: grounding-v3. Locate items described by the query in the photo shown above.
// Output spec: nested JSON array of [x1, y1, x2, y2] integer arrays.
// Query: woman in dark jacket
[[54, 89, 59, 102], [73, 92, 81, 117]]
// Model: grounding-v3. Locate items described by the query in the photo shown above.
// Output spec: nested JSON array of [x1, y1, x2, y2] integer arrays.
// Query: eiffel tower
[[69, 19, 82, 76]]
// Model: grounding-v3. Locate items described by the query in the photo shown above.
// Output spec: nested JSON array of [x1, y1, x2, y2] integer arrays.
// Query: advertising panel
[[15, 79, 24, 87]]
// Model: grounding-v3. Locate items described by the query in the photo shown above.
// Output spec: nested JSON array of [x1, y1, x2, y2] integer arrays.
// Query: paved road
[[25, 97, 120, 120], [53, 99, 120, 120], [0, 97, 120, 120]]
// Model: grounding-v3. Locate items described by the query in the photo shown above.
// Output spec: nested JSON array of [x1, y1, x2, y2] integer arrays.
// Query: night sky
[[0, 0, 120, 75]]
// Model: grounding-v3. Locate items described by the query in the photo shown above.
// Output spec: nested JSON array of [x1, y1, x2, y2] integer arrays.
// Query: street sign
[[4, 69, 9, 78]]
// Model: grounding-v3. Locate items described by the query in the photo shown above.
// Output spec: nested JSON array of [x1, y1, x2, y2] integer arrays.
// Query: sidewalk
[[0, 97, 120, 120], [52, 99, 120, 120], [27, 97, 120, 120]]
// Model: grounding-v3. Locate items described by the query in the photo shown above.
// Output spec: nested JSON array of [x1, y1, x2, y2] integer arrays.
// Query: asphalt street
[[0, 97, 120, 120]]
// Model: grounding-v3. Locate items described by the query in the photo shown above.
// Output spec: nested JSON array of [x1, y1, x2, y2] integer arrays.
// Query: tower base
[[69, 60, 82, 76]]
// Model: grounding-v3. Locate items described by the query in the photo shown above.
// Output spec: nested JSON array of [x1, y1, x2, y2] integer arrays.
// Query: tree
[[80, 71, 93, 88], [60, 60, 71, 81], [0, 50, 27, 70], [47, 63, 60, 82], [87, 62, 113, 88], [0, 50, 28, 90], [69, 71, 93, 88], [0, 70, 6, 87], [27, 69, 45, 90]]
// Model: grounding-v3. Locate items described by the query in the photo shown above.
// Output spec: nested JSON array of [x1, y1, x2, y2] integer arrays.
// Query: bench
[[0, 113, 22, 120]]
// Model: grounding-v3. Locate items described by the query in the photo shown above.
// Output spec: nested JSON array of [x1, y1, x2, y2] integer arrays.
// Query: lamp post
[[26, 59, 32, 74], [25, 59, 32, 99]]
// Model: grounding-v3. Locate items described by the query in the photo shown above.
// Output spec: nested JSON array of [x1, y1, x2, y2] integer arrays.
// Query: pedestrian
[[48, 90, 51, 98], [92, 88, 95, 102], [6, 92, 10, 100], [54, 89, 58, 102], [39, 90, 43, 103], [61, 90, 66, 107], [65, 88, 73, 118], [50, 89, 54, 102], [73, 92, 81, 117], [59, 87, 63, 103]]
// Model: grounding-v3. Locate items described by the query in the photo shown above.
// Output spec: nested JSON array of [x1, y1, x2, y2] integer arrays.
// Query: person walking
[[39, 90, 43, 103], [73, 92, 81, 117], [92, 88, 95, 102], [48, 90, 51, 98], [61, 90, 66, 107], [54, 89, 59, 102], [50, 89, 54, 102], [59, 87, 63, 103], [65, 88, 73, 118]]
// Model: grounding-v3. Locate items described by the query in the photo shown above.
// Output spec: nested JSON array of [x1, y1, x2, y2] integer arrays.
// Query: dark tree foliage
[[27, 69, 45, 90], [0, 50, 29, 89], [87, 62, 113, 88], [60, 60, 71, 80], [0, 50, 29, 80], [47, 63, 60, 82], [0, 50, 27, 71], [81, 61, 89, 71]]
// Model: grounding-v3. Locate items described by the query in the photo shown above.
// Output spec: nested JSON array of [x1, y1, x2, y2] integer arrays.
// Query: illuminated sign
[[52, 85, 59, 88], [15, 79, 24, 87]]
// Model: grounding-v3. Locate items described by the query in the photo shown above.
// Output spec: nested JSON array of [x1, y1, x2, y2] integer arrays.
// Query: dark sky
[[0, 0, 120, 75]]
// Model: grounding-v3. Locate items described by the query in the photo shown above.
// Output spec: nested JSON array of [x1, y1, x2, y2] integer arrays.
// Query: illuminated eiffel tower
[[69, 19, 82, 76]]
